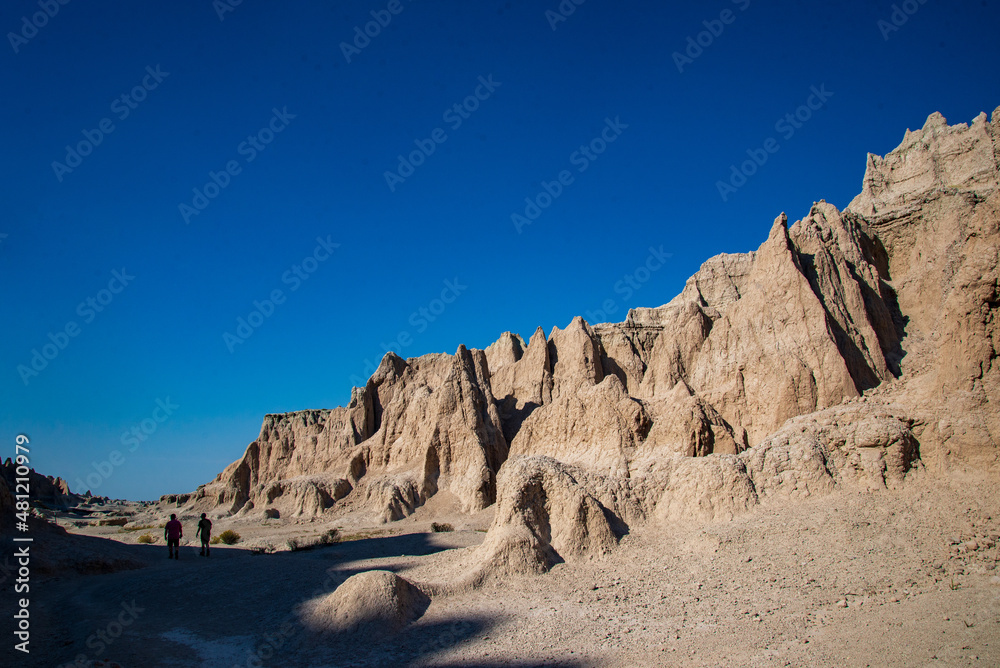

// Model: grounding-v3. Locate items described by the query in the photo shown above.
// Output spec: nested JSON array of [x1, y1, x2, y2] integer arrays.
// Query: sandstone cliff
[[171, 108, 999, 575]]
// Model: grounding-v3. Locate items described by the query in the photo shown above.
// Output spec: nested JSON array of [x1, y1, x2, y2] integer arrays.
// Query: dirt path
[[23, 475, 1000, 667]]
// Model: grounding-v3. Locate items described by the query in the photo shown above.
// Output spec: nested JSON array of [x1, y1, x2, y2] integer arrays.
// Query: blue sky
[[2, 0, 997, 500]]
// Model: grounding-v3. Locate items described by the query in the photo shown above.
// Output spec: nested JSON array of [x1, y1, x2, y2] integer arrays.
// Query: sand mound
[[304, 570, 430, 635]]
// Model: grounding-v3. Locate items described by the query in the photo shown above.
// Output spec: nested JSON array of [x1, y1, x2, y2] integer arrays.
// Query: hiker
[[196, 513, 212, 557], [164, 513, 183, 560]]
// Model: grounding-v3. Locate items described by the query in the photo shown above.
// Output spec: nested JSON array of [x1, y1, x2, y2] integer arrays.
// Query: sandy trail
[[23, 475, 1000, 667]]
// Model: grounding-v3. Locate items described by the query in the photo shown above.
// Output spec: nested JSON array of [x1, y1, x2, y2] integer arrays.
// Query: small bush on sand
[[137, 533, 155, 544], [98, 517, 129, 527], [431, 522, 454, 533], [319, 528, 340, 545], [218, 529, 241, 545], [119, 523, 156, 533], [210, 535, 222, 544]]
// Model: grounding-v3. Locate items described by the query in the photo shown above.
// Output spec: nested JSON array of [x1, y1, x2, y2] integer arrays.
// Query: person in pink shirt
[[164, 513, 183, 560]]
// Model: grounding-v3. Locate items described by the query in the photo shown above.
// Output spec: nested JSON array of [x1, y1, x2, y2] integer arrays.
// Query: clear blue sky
[[2, 0, 997, 500]]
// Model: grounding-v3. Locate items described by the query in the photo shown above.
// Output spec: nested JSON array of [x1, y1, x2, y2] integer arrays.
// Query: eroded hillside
[[163, 108, 999, 577]]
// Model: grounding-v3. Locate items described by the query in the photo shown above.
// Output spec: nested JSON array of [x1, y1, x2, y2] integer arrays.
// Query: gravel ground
[[18, 474, 1000, 667]]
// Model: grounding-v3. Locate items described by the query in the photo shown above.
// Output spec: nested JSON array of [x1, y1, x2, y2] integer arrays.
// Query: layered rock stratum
[[169, 108, 999, 577]]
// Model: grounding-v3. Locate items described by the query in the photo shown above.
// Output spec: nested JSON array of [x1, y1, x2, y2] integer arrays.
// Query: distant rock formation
[[170, 347, 507, 522], [0, 463, 147, 576], [1, 458, 82, 510], [173, 107, 999, 575]]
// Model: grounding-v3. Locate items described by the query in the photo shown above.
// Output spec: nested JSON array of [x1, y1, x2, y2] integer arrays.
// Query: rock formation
[[1, 458, 82, 509], [302, 570, 430, 635], [172, 107, 998, 577], [177, 347, 507, 522], [0, 464, 147, 576], [846, 110, 1000, 470]]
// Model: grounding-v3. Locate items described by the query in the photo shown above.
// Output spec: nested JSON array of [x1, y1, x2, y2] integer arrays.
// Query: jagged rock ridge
[[171, 108, 999, 575], [1, 458, 83, 511]]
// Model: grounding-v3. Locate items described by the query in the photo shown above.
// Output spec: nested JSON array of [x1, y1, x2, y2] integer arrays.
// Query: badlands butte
[[170, 108, 999, 571], [8, 108, 1000, 666]]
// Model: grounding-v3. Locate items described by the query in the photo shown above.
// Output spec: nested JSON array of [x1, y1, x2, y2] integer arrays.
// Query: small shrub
[[98, 517, 129, 527], [431, 522, 454, 533], [210, 535, 222, 545], [319, 528, 340, 545], [119, 523, 156, 533], [286, 538, 300, 551], [338, 532, 367, 542], [137, 534, 155, 544], [218, 529, 241, 545]]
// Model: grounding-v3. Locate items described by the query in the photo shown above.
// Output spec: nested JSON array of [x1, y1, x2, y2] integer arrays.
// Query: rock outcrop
[[0, 465, 147, 576], [847, 109, 1000, 470], [174, 108, 998, 579], [302, 570, 430, 635], [1, 458, 82, 509], [468, 107, 997, 574], [178, 347, 507, 522]]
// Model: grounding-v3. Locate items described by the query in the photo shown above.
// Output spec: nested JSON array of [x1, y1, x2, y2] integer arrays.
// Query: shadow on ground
[[290, 612, 587, 668], [27, 529, 574, 668]]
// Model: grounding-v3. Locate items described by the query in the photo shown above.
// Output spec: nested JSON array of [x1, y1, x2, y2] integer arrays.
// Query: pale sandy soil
[[18, 474, 1000, 668]]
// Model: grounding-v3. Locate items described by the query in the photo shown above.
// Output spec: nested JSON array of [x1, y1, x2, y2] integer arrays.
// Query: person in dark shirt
[[196, 513, 212, 557], [164, 514, 182, 560]]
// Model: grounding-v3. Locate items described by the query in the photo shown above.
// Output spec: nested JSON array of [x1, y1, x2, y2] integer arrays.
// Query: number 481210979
[[14, 434, 31, 527]]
